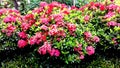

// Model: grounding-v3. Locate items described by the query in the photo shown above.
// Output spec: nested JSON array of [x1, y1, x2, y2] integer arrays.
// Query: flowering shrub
[[0, 0, 120, 64]]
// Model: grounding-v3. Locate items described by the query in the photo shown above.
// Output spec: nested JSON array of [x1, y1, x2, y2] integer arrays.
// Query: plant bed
[[0, 0, 120, 65]]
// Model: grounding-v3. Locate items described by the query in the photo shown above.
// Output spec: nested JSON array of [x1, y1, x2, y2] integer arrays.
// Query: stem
[[13, 0, 19, 10]]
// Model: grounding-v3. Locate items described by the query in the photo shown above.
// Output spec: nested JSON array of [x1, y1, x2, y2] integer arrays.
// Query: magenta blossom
[[107, 4, 117, 11], [79, 55, 84, 60], [18, 31, 27, 39], [18, 40, 27, 48], [93, 36, 100, 43], [7, 24, 16, 33], [117, 23, 120, 27], [39, 2, 48, 7], [107, 21, 117, 27], [57, 30, 66, 37], [41, 18, 49, 25], [29, 36, 37, 45], [112, 38, 118, 45], [53, 14, 63, 22], [100, 4, 106, 11], [84, 31, 92, 38], [110, 0, 114, 2], [3, 16, 16, 23], [40, 25, 48, 31], [84, 15, 90, 21], [54, 49, 60, 57], [49, 48, 60, 57], [21, 23, 30, 31], [48, 29, 58, 36], [104, 12, 115, 19], [86, 46, 95, 55], [67, 23, 76, 32], [38, 42, 51, 55], [38, 47, 47, 55]]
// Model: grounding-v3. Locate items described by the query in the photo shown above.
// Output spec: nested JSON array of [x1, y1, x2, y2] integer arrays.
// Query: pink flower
[[53, 14, 63, 22], [38, 42, 51, 55], [4, 24, 16, 36], [3, 16, 16, 23], [8, 9, 19, 13], [40, 25, 48, 31], [67, 23, 76, 32], [6, 33, 12, 37], [46, 4, 54, 14], [74, 44, 82, 51], [50, 1, 60, 7], [29, 36, 37, 45], [117, 23, 120, 27], [0, 9, 6, 16], [18, 31, 27, 39], [39, 2, 48, 7], [86, 46, 95, 55], [54, 49, 60, 57], [107, 4, 117, 11], [50, 24, 58, 29], [71, 6, 78, 10], [21, 23, 30, 31], [49, 48, 56, 56], [1, 29, 6, 33], [79, 55, 84, 60], [18, 40, 27, 48], [41, 18, 49, 25], [63, 10, 70, 15], [48, 29, 58, 36], [24, 14, 34, 20], [93, 36, 100, 43], [84, 15, 90, 21], [7, 24, 16, 33], [57, 30, 66, 37], [56, 21, 64, 26], [44, 42, 52, 52], [49, 48, 60, 57], [29, 19, 36, 25], [84, 31, 92, 38], [32, 7, 44, 14], [57, 38, 61, 41], [112, 38, 118, 45], [107, 21, 117, 27], [104, 12, 115, 19], [38, 47, 47, 55], [110, 0, 114, 2], [100, 5, 106, 11]]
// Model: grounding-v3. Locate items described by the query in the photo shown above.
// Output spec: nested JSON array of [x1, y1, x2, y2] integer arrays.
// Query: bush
[[0, 0, 120, 64]]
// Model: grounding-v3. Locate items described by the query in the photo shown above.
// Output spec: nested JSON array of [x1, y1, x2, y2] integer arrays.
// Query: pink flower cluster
[[67, 23, 76, 34], [112, 38, 118, 45], [74, 44, 84, 59], [3, 16, 16, 23], [2, 24, 16, 36], [107, 21, 117, 27], [38, 42, 60, 57], [29, 32, 46, 45], [18, 31, 28, 39], [86, 46, 95, 55], [84, 15, 90, 22], [18, 40, 28, 48], [84, 31, 100, 43], [104, 12, 115, 19]]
